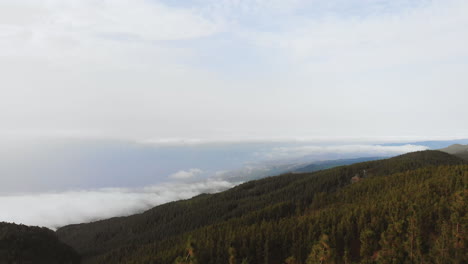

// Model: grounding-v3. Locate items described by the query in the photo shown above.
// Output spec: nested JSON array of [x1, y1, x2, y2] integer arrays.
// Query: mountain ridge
[[56, 150, 467, 263], [440, 144, 468, 161]]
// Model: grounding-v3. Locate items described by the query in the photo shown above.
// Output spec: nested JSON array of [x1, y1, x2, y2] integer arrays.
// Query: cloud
[[1, 0, 467, 141], [258, 144, 429, 160], [0, 180, 236, 230], [250, 0, 468, 72], [169, 168, 204, 179], [0, 0, 222, 43], [0, 140, 440, 230]]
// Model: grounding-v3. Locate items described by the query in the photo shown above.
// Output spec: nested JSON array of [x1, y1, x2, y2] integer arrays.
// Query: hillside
[[440, 144, 468, 161], [220, 157, 383, 183], [0, 222, 80, 264], [293, 157, 383, 173], [56, 150, 467, 263]]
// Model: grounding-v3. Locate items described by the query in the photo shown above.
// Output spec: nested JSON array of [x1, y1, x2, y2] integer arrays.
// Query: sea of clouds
[[0, 138, 436, 230], [0, 179, 236, 229]]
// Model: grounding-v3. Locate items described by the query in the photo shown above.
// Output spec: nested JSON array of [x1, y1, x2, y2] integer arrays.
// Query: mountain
[[0, 222, 80, 264], [292, 157, 383, 173], [440, 144, 468, 161], [219, 157, 384, 182], [382, 138, 468, 149], [56, 150, 467, 263]]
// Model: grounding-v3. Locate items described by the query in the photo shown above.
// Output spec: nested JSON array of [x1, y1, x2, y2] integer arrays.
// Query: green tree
[[342, 247, 351, 264], [285, 256, 301, 264], [404, 208, 423, 263], [307, 234, 334, 264], [241, 258, 250, 264], [377, 221, 405, 264], [229, 246, 237, 264], [431, 221, 451, 264], [174, 237, 198, 264], [360, 229, 377, 263], [449, 190, 467, 263]]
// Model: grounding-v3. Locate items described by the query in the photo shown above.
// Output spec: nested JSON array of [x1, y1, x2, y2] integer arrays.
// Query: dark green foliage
[[306, 234, 334, 264], [0, 222, 80, 264], [455, 152, 468, 161], [56, 150, 467, 263], [293, 157, 383, 173]]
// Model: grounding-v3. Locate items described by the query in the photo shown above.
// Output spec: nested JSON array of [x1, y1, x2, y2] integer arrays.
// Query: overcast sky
[[1, 0, 467, 142], [2, 0, 468, 228]]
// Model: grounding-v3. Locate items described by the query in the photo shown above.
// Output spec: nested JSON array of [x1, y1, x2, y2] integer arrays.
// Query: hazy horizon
[[1, 0, 468, 230], [1, 136, 467, 229]]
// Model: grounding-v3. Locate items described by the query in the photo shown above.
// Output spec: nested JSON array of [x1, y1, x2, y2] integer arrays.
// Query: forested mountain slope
[[292, 157, 383, 173], [220, 157, 383, 183], [0, 222, 80, 264], [56, 151, 467, 263], [440, 144, 468, 161]]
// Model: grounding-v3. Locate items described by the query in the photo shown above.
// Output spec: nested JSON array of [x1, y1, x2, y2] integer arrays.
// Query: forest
[[54, 150, 467, 264], [0, 222, 80, 264]]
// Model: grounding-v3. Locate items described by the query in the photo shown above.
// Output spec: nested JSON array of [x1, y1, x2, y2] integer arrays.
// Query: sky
[[1, 0, 468, 228], [1, 0, 468, 141], [0, 139, 431, 194]]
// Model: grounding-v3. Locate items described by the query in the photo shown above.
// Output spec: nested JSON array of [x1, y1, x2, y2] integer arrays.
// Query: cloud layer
[[1, 0, 467, 140], [258, 144, 429, 160], [169, 168, 204, 179], [0, 180, 235, 229]]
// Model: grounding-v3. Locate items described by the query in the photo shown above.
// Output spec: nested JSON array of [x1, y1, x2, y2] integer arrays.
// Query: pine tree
[[241, 258, 250, 264], [404, 207, 423, 264], [378, 221, 405, 264], [342, 247, 351, 264], [264, 237, 270, 264], [306, 234, 334, 264], [285, 256, 301, 264], [432, 221, 452, 264], [360, 229, 377, 263], [174, 237, 199, 264], [449, 190, 467, 263], [229, 246, 237, 264]]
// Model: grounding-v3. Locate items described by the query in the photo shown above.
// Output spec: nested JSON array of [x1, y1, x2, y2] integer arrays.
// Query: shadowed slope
[[0, 222, 80, 264], [440, 144, 468, 161]]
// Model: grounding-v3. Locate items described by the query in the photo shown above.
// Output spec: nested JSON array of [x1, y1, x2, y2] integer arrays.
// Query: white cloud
[[251, 1, 468, 72], [0, 0, 467, 150], [0, 180, 236, 229], [0, 0, 222, 43], [169, 168, 204, 179], [259, 144, 429, 160]]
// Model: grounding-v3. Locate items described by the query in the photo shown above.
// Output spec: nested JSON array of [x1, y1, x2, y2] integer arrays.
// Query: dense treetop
[[0, 222, 80, 264]]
